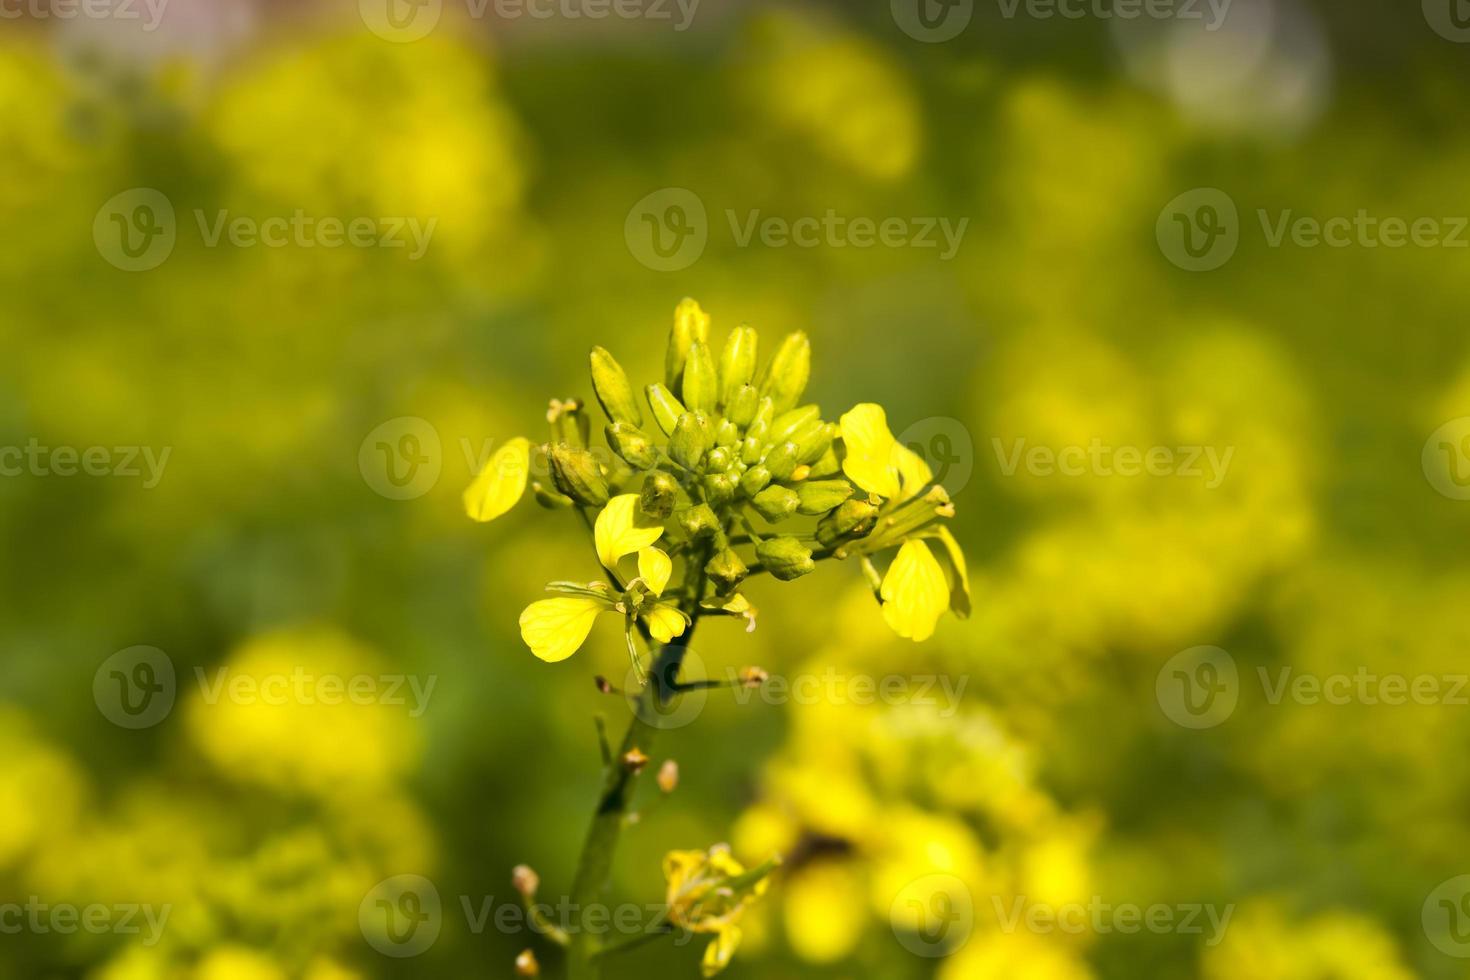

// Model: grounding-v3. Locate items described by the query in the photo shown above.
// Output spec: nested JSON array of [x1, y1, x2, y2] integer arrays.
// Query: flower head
[[664, 844, 778, 977]]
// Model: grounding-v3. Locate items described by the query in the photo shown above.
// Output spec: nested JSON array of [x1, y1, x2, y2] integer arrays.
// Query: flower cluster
[[664, 845, 778, 977], [463, 299, 969, 679]]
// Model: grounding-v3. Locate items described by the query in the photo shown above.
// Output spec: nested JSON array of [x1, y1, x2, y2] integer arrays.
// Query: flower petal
[[929, 526, 971, 619], [702, 925, 742, 978], [839, 404, 900, 499], [595, 494, 665, 571], [643, 605, 687, 644], [893, 441, 934, 501], [463, 437, 531, 522], [638, 547, 673, 596], [518, 597, 604, 662], [879, 540, 949, 642]]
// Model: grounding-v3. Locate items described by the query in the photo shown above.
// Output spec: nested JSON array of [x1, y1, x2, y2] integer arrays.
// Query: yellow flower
[[519, 597, 607, 663], [664, 845, 775, 978], [839, 403, 931, 501], [595, 494, 665, 570], [638, 546, 672, 595], [643, 605, 687, 644], [881, 540, 950, 642], [463, 437, 530, 522]]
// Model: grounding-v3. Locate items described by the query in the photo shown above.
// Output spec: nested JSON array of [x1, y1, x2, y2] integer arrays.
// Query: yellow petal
[[638, 547, 673, 595], [463, 437, 531, 522], [701, 926, 742, 978], [643, 606, 687, 644], [839, 403, 900, 499], [879, 540, 949, 642], [595, 494, 665, 571], [893, 441, 934, 501], [518, 597, 604, 663], [930, 526, 971, 619]]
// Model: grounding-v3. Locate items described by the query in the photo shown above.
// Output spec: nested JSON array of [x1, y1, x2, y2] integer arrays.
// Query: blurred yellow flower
[[664, 845, 775, 977], [464, 437, 531, 523]]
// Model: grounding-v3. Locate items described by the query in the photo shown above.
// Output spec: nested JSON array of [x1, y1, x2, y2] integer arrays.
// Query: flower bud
[[764, 441, 801, 481], [640, 471, 679, 519], [797, 422, 839, 464], [816, 499, 879, 547], [532, 480, 574, 509], [715, 418, 741, 448], [646, 383, 685, 437], [670, 412, 713, 470], [548, 444, 610, 506], [515, 950, 540, 978], [756, 536, 816, 581], [705, 446, 734, 472], [705, 546, 749, 592], [758, 331, 810, 413], [703, 472, 738, 506], [512, 864, 540, 898], [589, 346, 643, 427], [719, 326, 759, 407], [548, 398, 590, 449], [740, 435, 765, 466], [807, 444, 841, 478], [678, 503, 720, 540], [751, 396, 775, 433], [751, 485, 800, 522], [682, 340, 718, 414], [666, 297, 710, 390], [606, 423, 657, 470], [726, 384, 760, 429], [657, 759, 679, 794], [622, 747, 650, 773], [739, 464, 772, 497], [770, 405, 821, 445], [796, 480, 854, 515]]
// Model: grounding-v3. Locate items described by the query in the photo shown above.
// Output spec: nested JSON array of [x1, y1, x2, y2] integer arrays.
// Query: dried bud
[[515, 949, 540, 977], [590, 346, 643, 427], [670, 412, 713, 470], [622, 747, 650, 773], [797, 480, 855, 515], [751, 485, 800, 522], [548, 398, 590, 449], [705, 546, 749, 592], [678, 503, 720, 540], [816, 499, 880, 547], [764, 441, 801, 481], [759, 331, 811, 413], [667, 297, 710, 391], [606, 423, 658, 470], [512, 864, 540, 898], [640, 471, 679, 519], [739, 464, 772, 497], [726, 384, 760, 429], [594, 675, 614, 694], [738, 666, 769, 687], [682, 340, 718, 414], [755, 536, 816, 581], [548, 444, 610, 507], [719, 326, 759, 407], [657, 759, 680, 794]]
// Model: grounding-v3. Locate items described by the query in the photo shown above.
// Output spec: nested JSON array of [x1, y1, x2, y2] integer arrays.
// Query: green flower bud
[[816, 499, 879, 547], [606, 423, 658, 470], [678, 503, 719, 540], [548, 444, 610, 507], [796, 422, 839, 465], [739, 464, 772, 497], [719, 326, 759, 408], [769, 405, 821, 445], [666, 297, 710, 391], [646, 383, 686, 437], [715, 418, 741, 448], [807, 444, 842, 478], [751, 485, 800, 522], [751, 396, 775, 433], [704, 472, 738, 506], [740, 436, 765, 466], [589, 346, 643, 427], [532, 480, 574, 509], [726, 384, 760, 429], [758, 331, 810, 414], [670, 412, 713, 470], [705, 546, 749, 593], [796, 479, 854, 515], [640, 471, 679, 519], [764, 441, 801, 481], [705, 447, 734, 472], [755, 536, 816, 581], [682, 340, 718, 414]]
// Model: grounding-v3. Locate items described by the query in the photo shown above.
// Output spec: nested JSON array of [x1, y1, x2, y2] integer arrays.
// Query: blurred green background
[[5, 0, 1470, 977]]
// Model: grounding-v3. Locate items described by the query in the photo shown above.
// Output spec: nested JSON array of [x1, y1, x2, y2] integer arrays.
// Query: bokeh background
[[6, 0, 1470, 977]]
